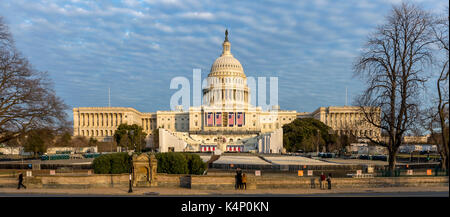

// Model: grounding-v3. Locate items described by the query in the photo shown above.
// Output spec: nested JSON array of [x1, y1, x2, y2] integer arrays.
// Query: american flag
[[216, 112, 222, 126], [237, 112, 244, 126], [228, 112, 234, 126], [207, 112, 213, 126]]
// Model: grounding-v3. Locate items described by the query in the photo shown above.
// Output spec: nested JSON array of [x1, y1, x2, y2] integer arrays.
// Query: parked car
[[359, 155, 370, 160], [372, 155, 387, 161], [318, 152, 335, 158]]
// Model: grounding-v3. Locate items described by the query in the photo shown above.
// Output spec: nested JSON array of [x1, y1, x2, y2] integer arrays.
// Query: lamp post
[[316, 129, 320, 156], [128, 151, 133, 193]]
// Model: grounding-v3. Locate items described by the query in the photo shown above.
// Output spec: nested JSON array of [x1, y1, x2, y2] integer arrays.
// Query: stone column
[[149, 154, 158, 186], [93, 113, 97, 127], [73, 110, 79, 136]]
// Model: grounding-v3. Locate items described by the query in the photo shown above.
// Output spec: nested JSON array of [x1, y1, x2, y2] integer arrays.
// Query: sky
[[0, 0, 448, 120]]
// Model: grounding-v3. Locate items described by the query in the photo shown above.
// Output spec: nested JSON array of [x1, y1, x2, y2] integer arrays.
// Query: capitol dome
[[203, 30, 250, 108], [209, 56, 245, 77], [208, 29, 246, 78]]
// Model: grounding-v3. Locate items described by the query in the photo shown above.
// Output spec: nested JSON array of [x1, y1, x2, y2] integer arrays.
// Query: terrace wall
[[0, 173, 447, 190]]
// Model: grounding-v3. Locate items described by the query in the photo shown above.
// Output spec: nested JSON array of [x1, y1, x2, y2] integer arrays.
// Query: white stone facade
[[306, 106, 381, 140]]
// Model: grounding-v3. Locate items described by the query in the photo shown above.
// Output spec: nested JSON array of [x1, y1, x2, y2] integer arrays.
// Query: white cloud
[[6, 0, 443, 113], [178, 12, 215, 20]]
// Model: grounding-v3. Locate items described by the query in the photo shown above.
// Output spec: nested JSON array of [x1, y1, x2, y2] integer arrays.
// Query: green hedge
[[155, 152, 206, 175], [92, 152, 206, 175], [92, 152, 131, 174], [184, 153, 207, 175]]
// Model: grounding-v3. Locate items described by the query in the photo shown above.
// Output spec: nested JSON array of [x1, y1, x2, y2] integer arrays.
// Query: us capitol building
[[73, 31, 380, 153]]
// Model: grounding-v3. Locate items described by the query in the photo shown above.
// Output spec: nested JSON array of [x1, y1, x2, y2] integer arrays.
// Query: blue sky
[[0, 0, 447, 120]]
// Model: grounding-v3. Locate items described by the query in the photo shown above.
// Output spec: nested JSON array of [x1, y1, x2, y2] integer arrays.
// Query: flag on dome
[[216, 112, 222, 126], [207, 112, 213, 126], [237, 112, 244, 127], [228, 112, 235, 127]]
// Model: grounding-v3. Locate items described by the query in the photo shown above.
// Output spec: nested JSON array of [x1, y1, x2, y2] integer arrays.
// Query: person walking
[[310, 177, 316, 189], [235, 169, 239, 189], [237, 168, 242, 189], [17, 172, 26, 190], [327, 173, 332, 190], [242, 173, 247, 190], [320, 172, 326, 190]]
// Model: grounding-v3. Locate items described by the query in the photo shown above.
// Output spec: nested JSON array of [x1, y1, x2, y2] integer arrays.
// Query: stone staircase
[[207, 155, 221, 164]]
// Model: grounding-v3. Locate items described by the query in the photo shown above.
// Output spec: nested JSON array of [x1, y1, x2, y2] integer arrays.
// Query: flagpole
[[345, 87, 348, 106], [108, 88, 111, 107]]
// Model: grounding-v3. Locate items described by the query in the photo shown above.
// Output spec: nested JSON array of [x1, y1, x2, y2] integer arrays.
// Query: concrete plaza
[[0, 186, 448, 196]]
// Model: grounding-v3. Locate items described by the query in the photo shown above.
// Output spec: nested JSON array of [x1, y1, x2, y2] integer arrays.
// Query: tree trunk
[[388, 148, 397, 175], [437, 76, 449, 170], [442, 154, 448, 171]]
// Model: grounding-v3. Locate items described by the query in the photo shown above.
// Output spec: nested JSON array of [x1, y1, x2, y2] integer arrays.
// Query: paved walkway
[[0, 186, 447, 196]]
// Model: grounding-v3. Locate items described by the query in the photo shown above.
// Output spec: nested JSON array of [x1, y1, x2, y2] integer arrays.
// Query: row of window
[[338, 129, 378, 137], [212, 64, 240, 69], [78, 113, 122, 127], [80, 129, 113, 137], [208, 77, 244, 85]]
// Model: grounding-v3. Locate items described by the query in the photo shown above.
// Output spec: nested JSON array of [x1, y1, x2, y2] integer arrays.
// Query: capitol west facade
[[73, 31, 381, 153]]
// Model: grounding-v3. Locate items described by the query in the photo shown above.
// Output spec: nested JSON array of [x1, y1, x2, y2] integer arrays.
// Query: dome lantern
[[222, 29, 231, 56], [203, 29, 250, 107]]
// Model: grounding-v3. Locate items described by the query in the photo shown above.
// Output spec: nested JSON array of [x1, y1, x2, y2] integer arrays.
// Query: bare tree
[[70, 136, 89, 148], [430, 8, 449, 169], [0, 17, 69, 144], [353, 3, 434, 172]]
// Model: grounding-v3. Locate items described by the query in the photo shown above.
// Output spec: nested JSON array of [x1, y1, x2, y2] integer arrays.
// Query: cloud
[[177, 12, 215, 20], [0, 0, 447, 114]]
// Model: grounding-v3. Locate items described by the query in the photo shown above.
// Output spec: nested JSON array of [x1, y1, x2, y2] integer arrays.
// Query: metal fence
[[0, 163, 92, 170], [208, 163, 448, 178]]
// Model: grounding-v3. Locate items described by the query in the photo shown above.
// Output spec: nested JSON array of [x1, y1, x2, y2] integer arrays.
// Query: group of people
[[319, 172, 332, 190], [311, 172, 332, 189], [235, 168, 247, 190]]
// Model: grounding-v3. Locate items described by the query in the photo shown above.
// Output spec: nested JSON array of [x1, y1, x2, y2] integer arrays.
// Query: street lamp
[[128, 151, 133, 193], [316, 129, 320, 156]]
